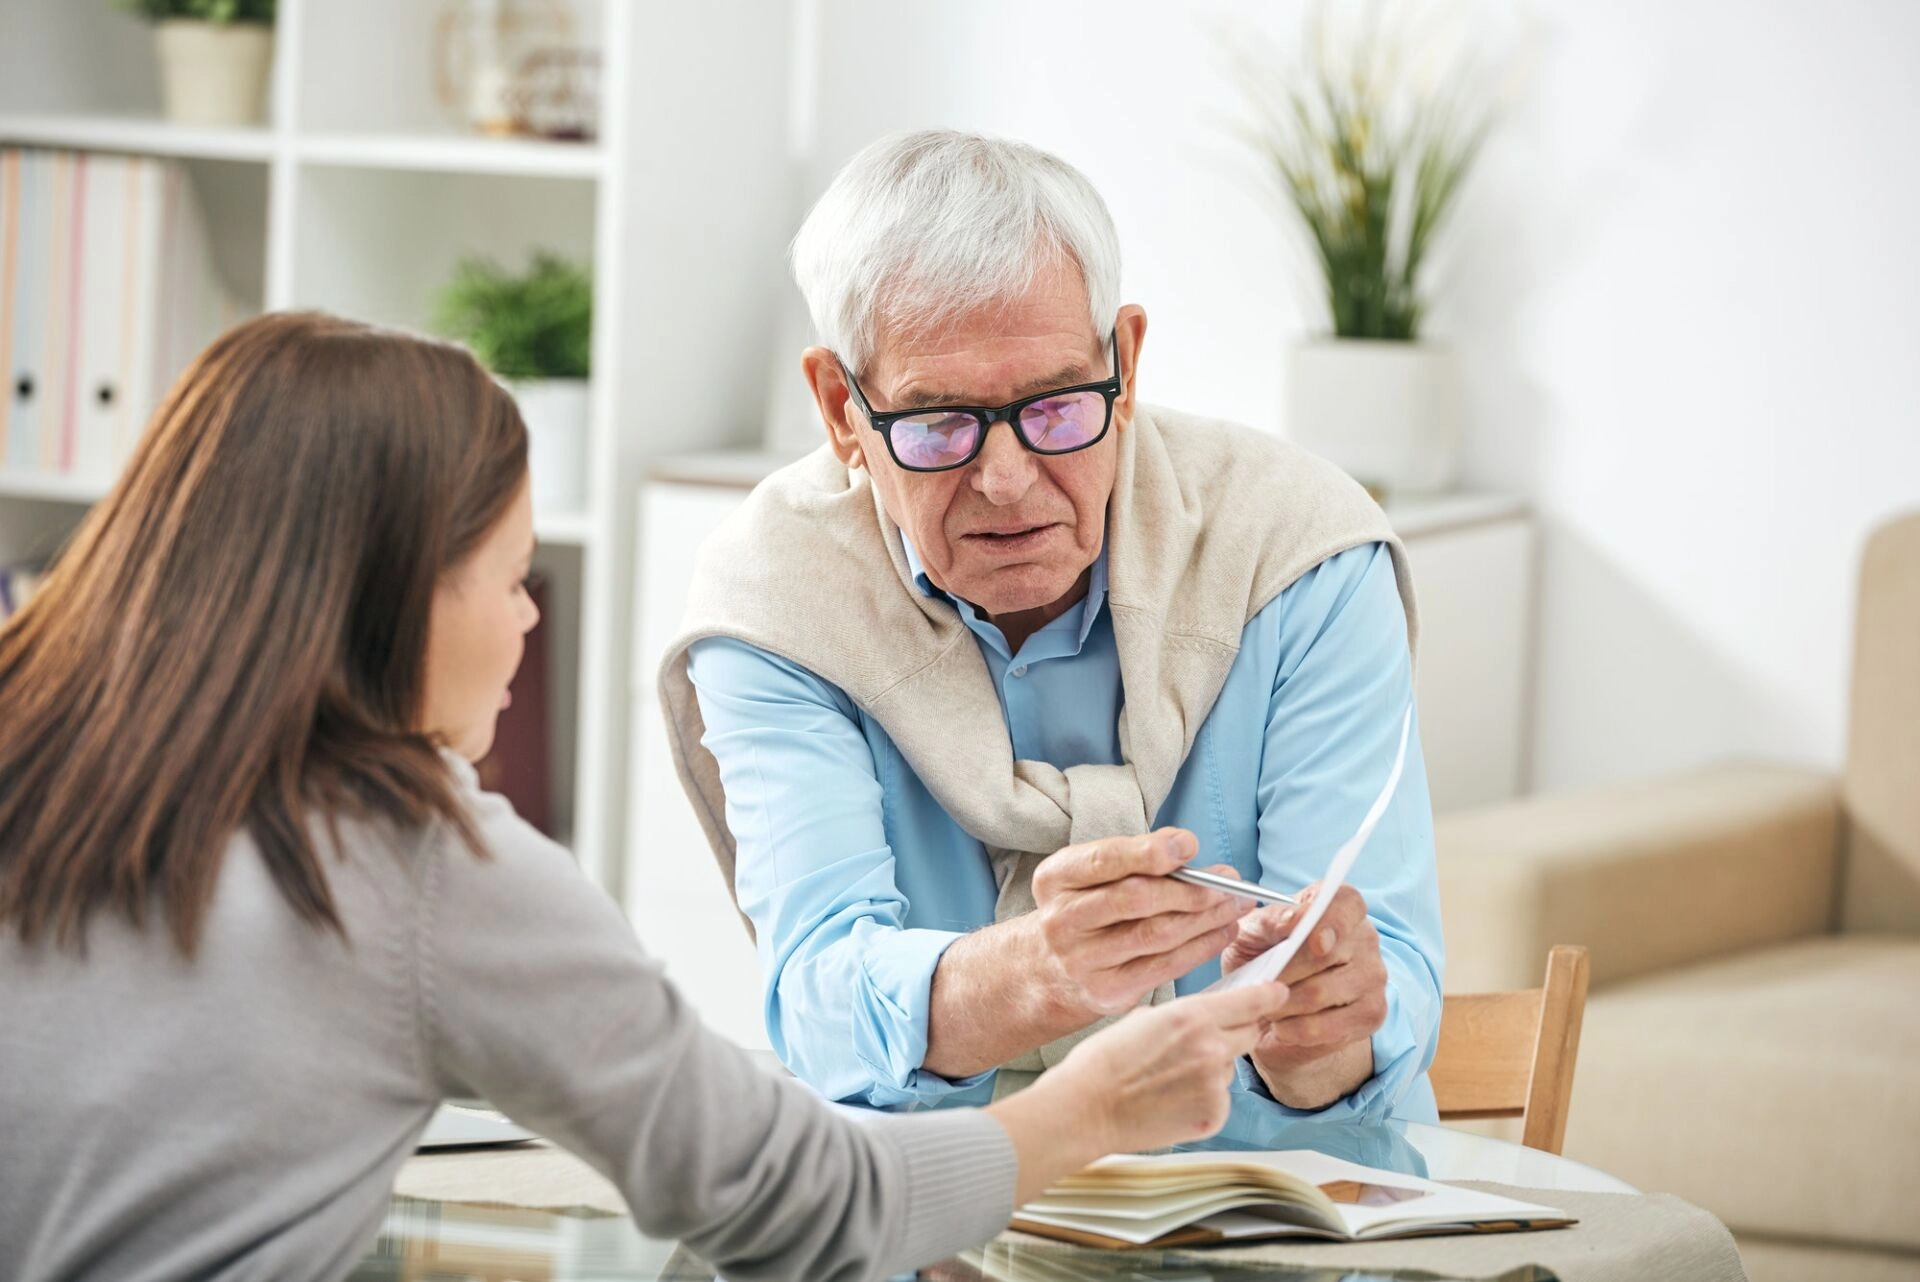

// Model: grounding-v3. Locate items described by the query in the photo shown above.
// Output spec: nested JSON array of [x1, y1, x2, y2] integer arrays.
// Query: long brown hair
[[0, 311, 528, 953]]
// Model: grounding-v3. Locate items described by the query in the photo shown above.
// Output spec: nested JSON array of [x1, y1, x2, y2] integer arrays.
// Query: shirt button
[[1011, 665, 1029, 678]]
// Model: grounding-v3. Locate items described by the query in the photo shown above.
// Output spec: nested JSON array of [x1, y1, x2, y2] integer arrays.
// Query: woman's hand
[[985, 982, 1292, 1205]]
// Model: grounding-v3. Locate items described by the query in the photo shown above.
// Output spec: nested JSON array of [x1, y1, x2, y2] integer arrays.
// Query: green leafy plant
[[117, 0, 276, 24], [434, 254, 593, 381], [1231, 3, 1504, 341]]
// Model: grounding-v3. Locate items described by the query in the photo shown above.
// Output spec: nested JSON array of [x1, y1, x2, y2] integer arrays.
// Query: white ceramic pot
[[1284, 340, 1463, 496], [511, 378, 589, 517], [153, 20, 274, 127]]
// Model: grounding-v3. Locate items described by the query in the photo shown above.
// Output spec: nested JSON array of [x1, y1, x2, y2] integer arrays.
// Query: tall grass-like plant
[[434, 254, 593, 382], [1231, 2, 1504, 341], [117, 0, 276, 23]]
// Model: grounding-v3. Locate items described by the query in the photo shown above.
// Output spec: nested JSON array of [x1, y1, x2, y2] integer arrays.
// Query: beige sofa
[[1437, 512, 1920, 1282]]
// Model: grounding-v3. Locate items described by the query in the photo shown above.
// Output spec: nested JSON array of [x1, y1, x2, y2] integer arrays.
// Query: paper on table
[[1207, 705, 1412, 993]]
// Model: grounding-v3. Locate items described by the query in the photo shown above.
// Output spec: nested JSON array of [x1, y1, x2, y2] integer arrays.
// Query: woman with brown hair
[[0, 312, 1290, 1282]]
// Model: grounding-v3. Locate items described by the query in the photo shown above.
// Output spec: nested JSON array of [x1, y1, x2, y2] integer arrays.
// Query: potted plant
[[435, 253, 594, 518], [118, 0, 277, 128], [1233, 4, 1505, 495]]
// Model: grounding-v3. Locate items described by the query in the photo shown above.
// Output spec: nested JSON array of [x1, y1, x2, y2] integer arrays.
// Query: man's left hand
[[1220, 883, 1388, 1110]]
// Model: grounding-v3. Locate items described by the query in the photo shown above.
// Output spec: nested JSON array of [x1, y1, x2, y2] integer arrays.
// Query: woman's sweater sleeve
[[413, 784, 1018, 1282]]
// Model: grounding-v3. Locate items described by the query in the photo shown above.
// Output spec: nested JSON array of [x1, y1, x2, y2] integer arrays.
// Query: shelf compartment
[[292, 164, 594, 331], [295, 0, 607, 145]]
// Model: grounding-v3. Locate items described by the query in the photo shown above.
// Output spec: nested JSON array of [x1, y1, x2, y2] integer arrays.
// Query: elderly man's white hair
[[791, 129, 1123, 375]]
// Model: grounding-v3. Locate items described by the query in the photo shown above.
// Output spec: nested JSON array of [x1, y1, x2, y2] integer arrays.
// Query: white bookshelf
[[0, 0, 796, 898]]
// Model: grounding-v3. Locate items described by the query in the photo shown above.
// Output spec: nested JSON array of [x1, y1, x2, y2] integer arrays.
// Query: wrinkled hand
[[1049, 982, 1295, 1154], [1220, 883, 1388, 1105], [1028, 828, 1253, 1017]]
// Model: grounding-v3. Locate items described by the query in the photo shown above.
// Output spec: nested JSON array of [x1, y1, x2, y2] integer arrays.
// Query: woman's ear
[[801, 347, 865, 470]]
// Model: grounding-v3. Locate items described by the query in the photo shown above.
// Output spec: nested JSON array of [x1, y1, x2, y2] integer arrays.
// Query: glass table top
[[350, 1118, 1623, 1282], [350, 1199, 1561, 1281]]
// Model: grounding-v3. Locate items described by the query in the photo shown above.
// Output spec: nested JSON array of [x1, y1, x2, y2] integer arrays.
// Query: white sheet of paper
[[417, 1103, 536, 1150], [1207, 704, 1412, 993]]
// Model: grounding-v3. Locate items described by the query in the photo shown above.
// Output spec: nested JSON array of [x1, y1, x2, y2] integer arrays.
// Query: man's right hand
[[922, 828, 1251, 1078], [1028, 828, 1254, 1017]]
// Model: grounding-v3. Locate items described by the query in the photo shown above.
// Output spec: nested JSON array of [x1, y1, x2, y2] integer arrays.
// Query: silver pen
[[1169, 865, 1300, 908]]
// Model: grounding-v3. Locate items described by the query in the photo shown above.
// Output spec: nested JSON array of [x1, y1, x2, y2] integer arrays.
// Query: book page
[[1013, 1149, 1569, 1247], [1207, 704, 1413, 993]]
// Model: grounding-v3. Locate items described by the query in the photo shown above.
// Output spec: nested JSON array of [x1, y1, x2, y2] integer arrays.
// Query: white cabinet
[[1385, 493, 1536, 811], [628, 465, 799, 1049], [627, 458, 1536, 1045]]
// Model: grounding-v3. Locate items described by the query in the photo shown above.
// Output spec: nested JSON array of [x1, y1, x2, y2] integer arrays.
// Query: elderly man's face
[[804, 259, 1146, 633]]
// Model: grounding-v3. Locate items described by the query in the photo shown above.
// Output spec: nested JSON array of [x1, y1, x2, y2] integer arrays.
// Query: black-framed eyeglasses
[[838, 330, 1122, 473]]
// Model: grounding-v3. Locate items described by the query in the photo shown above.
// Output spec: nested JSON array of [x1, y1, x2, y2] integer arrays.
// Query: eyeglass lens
[[888, 390, 1107, 470]]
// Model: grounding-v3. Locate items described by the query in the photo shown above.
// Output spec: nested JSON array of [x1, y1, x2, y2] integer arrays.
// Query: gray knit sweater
[[0, 758, 1016, 1282]]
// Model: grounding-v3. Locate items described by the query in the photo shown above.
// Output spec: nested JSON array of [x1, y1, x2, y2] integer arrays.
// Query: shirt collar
[[440, 746, 480, 789], [899, 533, 1111, 652], [899, 533, 943, 600]]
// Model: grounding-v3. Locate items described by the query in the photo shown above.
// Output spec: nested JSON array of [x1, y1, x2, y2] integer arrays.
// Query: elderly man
[[660, 130, 1443, 1137]]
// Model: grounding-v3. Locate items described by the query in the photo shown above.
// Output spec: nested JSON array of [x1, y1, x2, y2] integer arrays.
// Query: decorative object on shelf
[[433, 0, 593, 140], [115, 0, 277, 127], [1231, 1, 1514, 496], [434, 253, 592, 519], [504, 46, 601, 142], [1, 148, 245, 485]]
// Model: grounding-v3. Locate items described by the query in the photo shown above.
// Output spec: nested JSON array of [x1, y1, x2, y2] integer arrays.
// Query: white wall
[[1442, 1, 1920, 788], [798, 0, 1920, 794]]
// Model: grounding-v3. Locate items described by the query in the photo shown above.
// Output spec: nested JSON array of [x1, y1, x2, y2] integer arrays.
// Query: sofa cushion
[[1438, 763, 1840, 992], [1561, 935, 1920, 1251], [1736, 1233, 1920, 1282]]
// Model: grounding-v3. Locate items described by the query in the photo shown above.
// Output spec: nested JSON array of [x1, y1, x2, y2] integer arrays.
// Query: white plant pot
[[511, 379, 589, 517], [1284, 340, 1463, 496], [153, 21, 274, 127]]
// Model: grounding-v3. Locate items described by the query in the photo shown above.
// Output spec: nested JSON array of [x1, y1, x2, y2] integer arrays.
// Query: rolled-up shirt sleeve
[[1244, 541, 1445, 1124], [688, 636, 992, 1109]]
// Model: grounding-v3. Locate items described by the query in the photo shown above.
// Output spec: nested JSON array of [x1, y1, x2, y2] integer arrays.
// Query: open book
[[1010, 1150, 1574, 1249]]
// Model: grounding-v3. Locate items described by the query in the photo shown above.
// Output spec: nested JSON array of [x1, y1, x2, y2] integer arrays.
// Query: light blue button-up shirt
[[687, 537, 1443, 1142]]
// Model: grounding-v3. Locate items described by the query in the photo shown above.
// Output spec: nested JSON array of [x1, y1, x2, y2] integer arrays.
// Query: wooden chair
[[1430, 944, 1591, 1155]]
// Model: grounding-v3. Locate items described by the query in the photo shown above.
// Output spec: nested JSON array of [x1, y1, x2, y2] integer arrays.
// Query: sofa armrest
[[1437, 763, 1841, 992]]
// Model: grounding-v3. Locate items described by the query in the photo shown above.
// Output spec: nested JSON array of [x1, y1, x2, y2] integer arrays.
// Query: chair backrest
[[1842, 510, 1920, 933], [1430, 945, 1590, 1155]]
